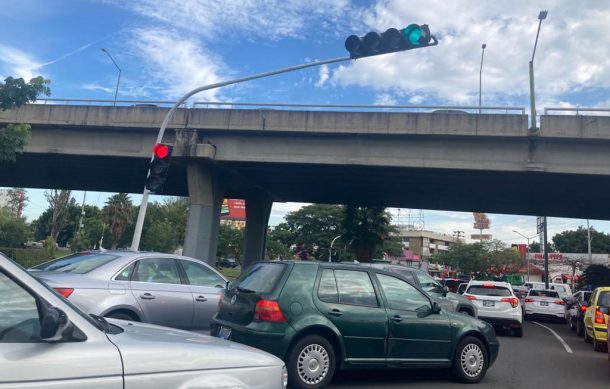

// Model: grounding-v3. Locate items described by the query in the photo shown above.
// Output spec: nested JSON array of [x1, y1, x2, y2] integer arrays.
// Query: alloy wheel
[[297, 343, 330, 385], [460, 343, 484, 378]]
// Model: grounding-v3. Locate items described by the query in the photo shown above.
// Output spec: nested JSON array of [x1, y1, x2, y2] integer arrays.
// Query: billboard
[[472, 212, 490, 230], [221, 199, 246, 220], [470, 234, 492, 241]]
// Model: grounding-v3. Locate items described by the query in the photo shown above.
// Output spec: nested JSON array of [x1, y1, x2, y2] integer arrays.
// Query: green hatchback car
[[211, 262, 499, 389]]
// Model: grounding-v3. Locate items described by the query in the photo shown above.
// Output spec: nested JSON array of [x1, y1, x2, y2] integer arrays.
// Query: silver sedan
[[29, 251, 227, 330], [0, 252, 287, 389]]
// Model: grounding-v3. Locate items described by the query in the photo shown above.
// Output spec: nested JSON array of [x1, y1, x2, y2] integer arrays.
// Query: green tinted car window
[[335, 270, 378, 307], [318, 269, 339, 303], [377, 274, 430, 311]]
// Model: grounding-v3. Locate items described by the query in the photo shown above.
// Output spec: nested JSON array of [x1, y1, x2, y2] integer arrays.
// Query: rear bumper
[[592, 325, 608, 342], [210, 318, 292, 359], [479, 316, 522, 329], [488, 341, 500, 366]]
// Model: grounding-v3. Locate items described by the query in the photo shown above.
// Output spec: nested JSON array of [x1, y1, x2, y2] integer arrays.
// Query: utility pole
[[587, 219, 592, 263], [453, 230, 464, 242], [479, 43, 486, 114], [77, 191, 87, 236]]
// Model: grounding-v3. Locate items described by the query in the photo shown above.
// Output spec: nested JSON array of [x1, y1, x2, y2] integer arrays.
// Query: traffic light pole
[[130, 55, 352, 251]]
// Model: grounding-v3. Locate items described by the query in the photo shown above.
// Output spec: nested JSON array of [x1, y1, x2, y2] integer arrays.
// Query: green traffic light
[[402, 24, 422, 46]]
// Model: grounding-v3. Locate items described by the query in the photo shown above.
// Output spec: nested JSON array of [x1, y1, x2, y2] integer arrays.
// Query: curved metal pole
[[131, 56, 352, 250]]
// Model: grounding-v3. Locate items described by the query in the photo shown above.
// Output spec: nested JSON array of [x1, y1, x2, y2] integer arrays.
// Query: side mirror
[[442, 286, 449, 296], [431, 301, 442, 314], [40, 307, 73, 342]]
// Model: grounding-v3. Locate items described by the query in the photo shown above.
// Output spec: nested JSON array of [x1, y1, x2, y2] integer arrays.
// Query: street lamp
[[528, 10, 548, 131], [513, 230, 538, 282], [329, 235, 342, 263], [101, 48, 121, 106], [479, 43, 486, 114]]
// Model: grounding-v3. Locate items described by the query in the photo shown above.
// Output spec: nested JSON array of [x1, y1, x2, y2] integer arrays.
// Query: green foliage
[[0, 247, 69, 268], [43, 236, 56, 258], [266, 223, 294, 260], [553, 226, 610, 253], [0, 76, 51, 161], [579, 264, 610, 290], [529, 242, 541, 253], [0, 209, 29, 247], [138, 198, 188, 253], [342, 206, 392, 263], [217, 224, 244, 261], [44, 190, 74, 242], [437, 240, 523, 275], [103, 193, 134, 249], [284, 204, 344, 260]]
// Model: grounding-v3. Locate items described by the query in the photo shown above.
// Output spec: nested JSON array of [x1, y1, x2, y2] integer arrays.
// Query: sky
[[1, 0, 610, 245]]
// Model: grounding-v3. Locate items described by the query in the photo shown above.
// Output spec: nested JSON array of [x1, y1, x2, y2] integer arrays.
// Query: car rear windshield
[[31, 253, 119, 274], [229, 262, 286, 294], [467, 285, 511, 297], [598, 291, 610, 308], [528, 290, 559, 298]]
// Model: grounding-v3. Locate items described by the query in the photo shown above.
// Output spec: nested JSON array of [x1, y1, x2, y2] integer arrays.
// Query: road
[[329, 320, 609, 388]]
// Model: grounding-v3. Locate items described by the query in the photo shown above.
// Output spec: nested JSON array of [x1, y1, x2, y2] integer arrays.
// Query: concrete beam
[[242, 192, 272, 269]]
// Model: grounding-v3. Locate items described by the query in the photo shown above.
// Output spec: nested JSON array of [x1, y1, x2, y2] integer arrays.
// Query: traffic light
[[145, 143, 172, 193], [344, 24, 437, 59]]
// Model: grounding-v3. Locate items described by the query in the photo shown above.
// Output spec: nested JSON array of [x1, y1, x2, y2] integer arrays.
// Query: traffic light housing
[[145, 143, 172, 193], [344, 24, 437, 59]]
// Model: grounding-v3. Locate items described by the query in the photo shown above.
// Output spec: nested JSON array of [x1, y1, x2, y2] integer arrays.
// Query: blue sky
[[1, 0, 610, 245]]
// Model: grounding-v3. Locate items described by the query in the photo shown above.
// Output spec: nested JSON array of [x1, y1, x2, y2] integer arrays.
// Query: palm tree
[[103, 193, 133, 249], [341, 206, 392, 262]]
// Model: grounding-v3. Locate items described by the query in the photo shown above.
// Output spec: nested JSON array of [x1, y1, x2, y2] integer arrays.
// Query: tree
[[3, 188, 28, 217], [553, 227, 610, 253], [437, 242, 487, 274], [284, 204, 344, 260], [44, 190, 74, 242], [217, 224, 244, 261], [579, 264, 610, 290], [341, 206, 392, 262], [0, 76, 51, 161], [484, 240, 522, 272], [0, 208, 29, 247], [529, 242, 541, 253], [103, 193, 134, 250], [138, 198, 188, 253]]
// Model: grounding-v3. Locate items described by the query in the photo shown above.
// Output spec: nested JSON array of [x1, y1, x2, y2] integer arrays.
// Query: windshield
[[598, 291, 610, 308], [229, 262, 286, 294], [528, 290, 559, 298], [31, 253, 119, 274], [467, 285, 512, 297]]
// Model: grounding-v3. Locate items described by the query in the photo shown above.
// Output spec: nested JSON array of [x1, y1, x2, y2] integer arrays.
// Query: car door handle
[[140, 293, 155, 300], [391, 315, 403, 322], [328, 309, 343, 317], [195, 295, 207, 302]]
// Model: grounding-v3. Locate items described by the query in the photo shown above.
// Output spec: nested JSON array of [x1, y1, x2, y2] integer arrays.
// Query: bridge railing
[[544, 107, 610, 116], [35, 98, 188, 108]]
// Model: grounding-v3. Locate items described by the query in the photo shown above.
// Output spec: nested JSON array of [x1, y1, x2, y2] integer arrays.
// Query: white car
[[524, 282, 572, 298], [0, 253, 288, 389], [463, 281, 523, 337], [523, 289, 566, 321]]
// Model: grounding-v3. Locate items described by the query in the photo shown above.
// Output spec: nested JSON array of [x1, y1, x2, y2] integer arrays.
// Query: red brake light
[[53, 288, 74, 298], [464, 294, 477, 301], [254, 300, 287, 323], [553, 300, 565, 306], [153, 143, 170, 158], [595, 309, 606, 325], [482, 283, 495, 288], [524, 298, 535, 303], [501, 297, 520, 308], [580, 304, 587, 312]]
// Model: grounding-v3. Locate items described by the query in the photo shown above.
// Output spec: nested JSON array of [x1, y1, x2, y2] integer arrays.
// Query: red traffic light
[[153, 143, 170, 159]]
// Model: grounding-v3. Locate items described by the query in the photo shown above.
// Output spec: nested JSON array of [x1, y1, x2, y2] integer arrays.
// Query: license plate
[[217, 326, 232, 340], [483, 300, 495, 307], [540, 301, 548, 306]]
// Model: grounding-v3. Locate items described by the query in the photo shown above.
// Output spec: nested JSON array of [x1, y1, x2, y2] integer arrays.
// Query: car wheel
[[514, 326, 523, 338], [593, 336, 606, 352], [452, 336, 488, 384], [576, 320, 584, 337], [105, 311, 138, 321], [288, 335, 336, 389], [458, 309, 472, 316], [569, 317, 576, 331], [584, 329, 593, 344]]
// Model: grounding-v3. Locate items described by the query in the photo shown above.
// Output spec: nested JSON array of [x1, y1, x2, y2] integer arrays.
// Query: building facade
[[396, 226, 458, 258]]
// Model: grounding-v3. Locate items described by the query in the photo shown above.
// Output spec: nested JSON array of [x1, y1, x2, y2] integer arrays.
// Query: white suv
[[464, 281, 523, 337]]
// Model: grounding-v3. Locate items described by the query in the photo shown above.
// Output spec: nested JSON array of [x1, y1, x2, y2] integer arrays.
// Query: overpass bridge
[[1, 103, 609, 266]]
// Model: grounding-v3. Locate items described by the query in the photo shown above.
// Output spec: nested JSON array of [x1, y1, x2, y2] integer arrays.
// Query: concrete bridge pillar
[[242, 191, 273, 269], [183, 163, 225, 266]]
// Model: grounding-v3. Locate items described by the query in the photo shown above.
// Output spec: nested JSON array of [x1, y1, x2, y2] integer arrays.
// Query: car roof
[[468, 280, 512, 288]]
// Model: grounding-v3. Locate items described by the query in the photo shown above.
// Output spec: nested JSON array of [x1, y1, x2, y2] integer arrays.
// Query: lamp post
[[329, 235, 342, 263], [479, 43, 486, 114], [101, 48, 121, 106], [513, 230, 538, 282]]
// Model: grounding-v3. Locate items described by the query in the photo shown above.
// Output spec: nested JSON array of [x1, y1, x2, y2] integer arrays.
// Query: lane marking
[[532, 321, 573, 354]]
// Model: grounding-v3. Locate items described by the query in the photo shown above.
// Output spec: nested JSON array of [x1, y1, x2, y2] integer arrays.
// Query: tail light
[[53, 288, 74, 298], [501, 297, 520, 308], [254, 300, 287, 323], [553, 300, 565, 306], [594, 309, 606, 325], [580, 305, 588, 312], [464, 294, 477, 301], [482, 283, 495, 288], [524, 298, 535, 303]]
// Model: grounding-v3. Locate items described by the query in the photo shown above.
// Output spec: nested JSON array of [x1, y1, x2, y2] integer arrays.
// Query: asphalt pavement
[[329, 320, 609, 388]]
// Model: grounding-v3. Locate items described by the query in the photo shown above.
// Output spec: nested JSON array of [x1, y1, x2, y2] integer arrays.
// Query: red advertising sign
[[221, 199, 246, 220]]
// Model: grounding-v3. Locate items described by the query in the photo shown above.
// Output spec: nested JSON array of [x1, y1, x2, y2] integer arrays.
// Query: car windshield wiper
[[90, 314, 111, 333], [236, 286, 256, 294]]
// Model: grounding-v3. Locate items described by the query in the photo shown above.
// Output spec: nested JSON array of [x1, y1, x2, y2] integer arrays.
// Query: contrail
[[39, 40, 99, 68]]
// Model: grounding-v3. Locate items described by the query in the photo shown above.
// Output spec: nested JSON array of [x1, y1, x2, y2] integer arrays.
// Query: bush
[[0, 247, 69, 268]]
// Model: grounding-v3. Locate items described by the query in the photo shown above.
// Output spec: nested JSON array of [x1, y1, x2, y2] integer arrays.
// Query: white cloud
[[80, 83, 114, 94], [408, 95, 424, 104], [316, 65, 330, 88], [374, 92, 397, 105], [0, 45, 44, 80]]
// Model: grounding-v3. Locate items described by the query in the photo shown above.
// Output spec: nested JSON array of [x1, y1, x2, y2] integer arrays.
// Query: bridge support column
[[242, 192, 273, 269], [183, 163, 224, 266]]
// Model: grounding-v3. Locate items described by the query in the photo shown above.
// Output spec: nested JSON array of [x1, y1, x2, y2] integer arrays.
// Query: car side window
[[0, 271, 42, 343], [318, 269, 339, 303], [132, 258, 182, 284], [115, 262, 136, 281], [182, 260, 225, 287], [377, 274, 430, 311], [334, 270, 378, 307], [415, 272, 442, 294]]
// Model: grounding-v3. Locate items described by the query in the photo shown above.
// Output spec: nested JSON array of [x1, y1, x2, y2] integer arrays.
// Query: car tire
[[105, 311, 138, 321], [569, 317, 576, 331], [514, 326, 523, 338], [458, 309, 473, 317], [452, 336, 488, 384], [576, 320, 584, 337], [584, 329, 593, 344], [287, 335, 336, 389], [593, 336, 606, 352]]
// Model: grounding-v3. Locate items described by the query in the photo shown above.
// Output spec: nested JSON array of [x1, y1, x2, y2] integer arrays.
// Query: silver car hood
[[106, 319, 283, 374]]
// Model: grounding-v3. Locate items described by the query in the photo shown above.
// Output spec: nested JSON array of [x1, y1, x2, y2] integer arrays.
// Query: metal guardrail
[[544, 107, 610, 115], [32, 98, 525, 114]]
